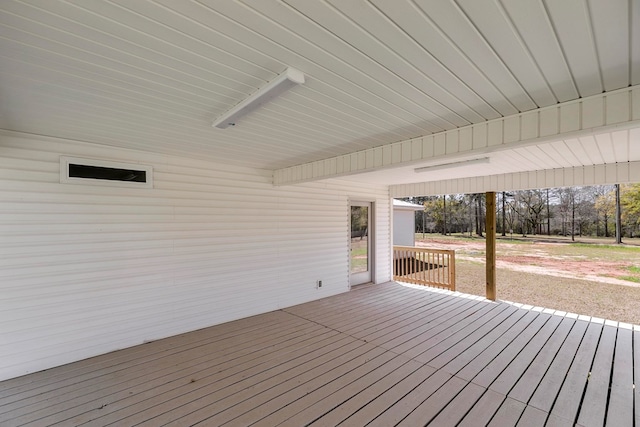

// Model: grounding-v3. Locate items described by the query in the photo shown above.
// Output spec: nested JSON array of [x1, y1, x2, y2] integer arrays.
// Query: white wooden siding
[[0, 131, 390, 381]]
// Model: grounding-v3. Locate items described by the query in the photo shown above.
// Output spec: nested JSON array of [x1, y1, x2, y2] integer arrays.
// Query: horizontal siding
[[0, 132, 391, 381]]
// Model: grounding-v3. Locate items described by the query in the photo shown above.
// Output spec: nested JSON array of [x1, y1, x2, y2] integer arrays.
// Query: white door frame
[[349, 201, 374, 287]]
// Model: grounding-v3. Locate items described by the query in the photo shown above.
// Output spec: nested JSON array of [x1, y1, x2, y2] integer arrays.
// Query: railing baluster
[[392, 245, 456, 291]]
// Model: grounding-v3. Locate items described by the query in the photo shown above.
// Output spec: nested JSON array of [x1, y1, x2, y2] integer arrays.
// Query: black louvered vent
[[68, 164, 147, 183]]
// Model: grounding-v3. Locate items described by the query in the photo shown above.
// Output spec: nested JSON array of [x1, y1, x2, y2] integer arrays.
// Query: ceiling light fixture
[[212, 67, 305, 129], [414, 157, 490, 173]]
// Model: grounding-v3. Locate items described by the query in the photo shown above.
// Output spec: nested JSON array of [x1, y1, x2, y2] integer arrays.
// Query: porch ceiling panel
[[341, 128, 640, 186], [0, 0, 637, 174]]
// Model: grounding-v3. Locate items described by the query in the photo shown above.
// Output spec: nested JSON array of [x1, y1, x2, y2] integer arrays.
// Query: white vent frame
[[60, 156, 153, 189]]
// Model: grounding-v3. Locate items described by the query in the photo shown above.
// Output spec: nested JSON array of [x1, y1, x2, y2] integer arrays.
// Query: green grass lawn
[[350, 239, 369, 273]]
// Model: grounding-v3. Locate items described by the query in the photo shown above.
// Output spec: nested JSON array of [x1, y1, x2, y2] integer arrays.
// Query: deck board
[[487, 397, 526, 426], [516, 405, 548, 426], [476, 313, 559, 390], [425, 303, 517, 368], [0, 311, 295, 405], [457, 311, 548, 384], [403, 301, 506, 361], [329, 364, 437, 426], [606, 326, 634, 426], [0, 282, 636, 426], [525, 319, 589, 411], [502, 317, 575, 401], [278, 356, 423, 427], [427, 381, 485, 426], [74, 329, 349, 426], [367, 369, 452, 426], [1, 315, 316, 415], [457, 389, 506, 426], [576, 324, 617, 427], [544, 321, 603, 422]]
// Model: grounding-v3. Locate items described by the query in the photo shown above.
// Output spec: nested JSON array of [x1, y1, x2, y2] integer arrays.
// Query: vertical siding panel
[[605, 164, 618, 183], [472, 123, 487, 149], [631, 161, 640, 181], [560, 102, 581, 133], [503, 116, 520, 144], [445, 131, 459, 154], [326, 158, 337, 176], [434, 134, 446, 156], [488, 120, 504, 146], [594, 164, 606, 183], [617, 162, 629, 182], [302, 163, 313, 180], [606, 91, 631, 124], [565, 168, 575, 187], [0, 133, 391, 381], [574, 166, 585, 185], [350, 152, 359, 171], [411, 139, 423, 161], [521, 112, 539, 140], [422, 135, 434, 159], [582, 165, 604, 185], [554, 169, 564, 187], [582, 97, 605, 128], [335, 156, 344, 174], [401, 140, 412, 162], [632, 87, 640, 120], [540, 107, 559, 137], [357, 151, 366, 170], [382, 145, 393, 166], [374, 147, 384, 167], [459, 127, 473, 152], [392, 143, 402, 164]]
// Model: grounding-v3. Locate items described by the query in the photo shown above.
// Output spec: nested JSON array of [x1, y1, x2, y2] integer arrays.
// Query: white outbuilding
[[393, 199, 424, 247]]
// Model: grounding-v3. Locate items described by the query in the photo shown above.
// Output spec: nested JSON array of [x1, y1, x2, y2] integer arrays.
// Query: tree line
[[405, 183, 640, 241]]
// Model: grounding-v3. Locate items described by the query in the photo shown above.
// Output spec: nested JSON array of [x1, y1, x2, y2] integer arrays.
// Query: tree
[[473, 193, 484, 237], [555, 187, 578, 239], [546, 189, 551, 235], [594, 186, 614, 237], [443, 195, 447, 236], [621, 183, 640, 237], [519, 190, 546, 234]]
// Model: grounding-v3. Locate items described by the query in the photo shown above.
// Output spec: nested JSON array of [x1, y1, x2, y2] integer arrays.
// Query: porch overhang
[[274, 87, 640, 192]]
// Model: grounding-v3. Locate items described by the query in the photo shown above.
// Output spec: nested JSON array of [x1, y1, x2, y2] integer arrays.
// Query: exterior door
[[350, 202, 373, 286]]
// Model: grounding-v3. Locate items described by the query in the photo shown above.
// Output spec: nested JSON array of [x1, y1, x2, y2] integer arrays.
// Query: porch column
[[486, 192, 496, 301]]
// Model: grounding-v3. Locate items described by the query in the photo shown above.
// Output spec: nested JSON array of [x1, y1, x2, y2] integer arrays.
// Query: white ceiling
[[343, 127, 640, 185], [0, 0, 638, 181]]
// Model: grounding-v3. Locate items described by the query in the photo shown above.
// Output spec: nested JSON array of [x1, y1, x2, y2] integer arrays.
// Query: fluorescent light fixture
[[414, 157, 490, 173], [212, 67, 305, 129]]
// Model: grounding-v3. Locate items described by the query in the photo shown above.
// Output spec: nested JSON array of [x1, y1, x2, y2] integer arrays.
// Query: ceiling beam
[[274, 86, 640, 186], [390, 161, 640, 198]]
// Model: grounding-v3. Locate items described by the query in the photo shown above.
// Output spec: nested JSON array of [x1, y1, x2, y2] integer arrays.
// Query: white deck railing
[[393, 246, 456, 291]]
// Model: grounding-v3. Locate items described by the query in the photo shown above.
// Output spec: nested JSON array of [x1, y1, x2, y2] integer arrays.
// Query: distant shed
[[393, 199, 424, 246]]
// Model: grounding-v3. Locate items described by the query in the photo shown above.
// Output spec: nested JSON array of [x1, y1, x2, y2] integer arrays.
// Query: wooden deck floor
[[1, 282, 638, 426]]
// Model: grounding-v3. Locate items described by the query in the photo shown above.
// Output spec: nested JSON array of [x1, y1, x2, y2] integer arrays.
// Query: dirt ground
[[415, 236, 640, 325]]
